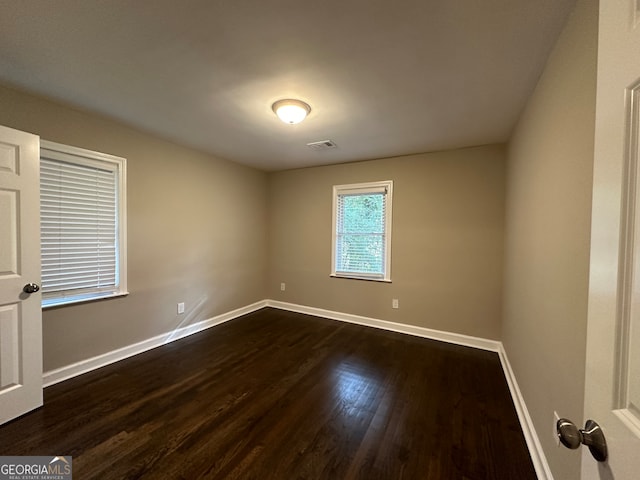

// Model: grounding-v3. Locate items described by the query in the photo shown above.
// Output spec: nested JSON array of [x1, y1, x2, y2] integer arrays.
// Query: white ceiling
[[0, 0, 576, 171]]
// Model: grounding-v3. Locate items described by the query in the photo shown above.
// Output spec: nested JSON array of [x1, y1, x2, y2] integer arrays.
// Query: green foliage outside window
[[336, 193, 385, 274]]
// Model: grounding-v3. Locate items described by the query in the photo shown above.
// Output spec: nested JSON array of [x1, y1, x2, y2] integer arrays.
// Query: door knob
[[23, 283, 40, 294], [557, 418, 608, 462]]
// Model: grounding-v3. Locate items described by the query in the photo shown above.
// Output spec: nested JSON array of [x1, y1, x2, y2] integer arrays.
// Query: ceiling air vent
[[306, 140, 337, 151]]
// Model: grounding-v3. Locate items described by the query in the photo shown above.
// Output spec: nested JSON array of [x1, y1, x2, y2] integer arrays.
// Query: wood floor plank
[[0, 308, 536, 479]]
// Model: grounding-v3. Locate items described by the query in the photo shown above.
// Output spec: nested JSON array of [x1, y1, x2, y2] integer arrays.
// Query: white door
[[583, 0, 640, 477], [0, 125, 42, 425]]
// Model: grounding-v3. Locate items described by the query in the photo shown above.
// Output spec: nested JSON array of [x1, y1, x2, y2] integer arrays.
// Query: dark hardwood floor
[[0, 308, 536, 479]]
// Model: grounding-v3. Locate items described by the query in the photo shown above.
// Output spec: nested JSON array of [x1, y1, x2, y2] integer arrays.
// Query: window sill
[[330, 274, 392, 283], [42, 291, 129, 310]]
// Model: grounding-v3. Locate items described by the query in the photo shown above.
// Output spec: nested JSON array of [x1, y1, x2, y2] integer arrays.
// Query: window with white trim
[[331, 180, 393, 281], [40, 141, 127, 307]]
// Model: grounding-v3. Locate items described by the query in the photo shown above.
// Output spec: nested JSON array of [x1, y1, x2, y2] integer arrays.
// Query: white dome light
[[272, 99, 311, 124]]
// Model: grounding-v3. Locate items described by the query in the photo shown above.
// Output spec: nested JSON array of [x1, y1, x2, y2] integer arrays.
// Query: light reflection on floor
[[332, 361, 384, 421]]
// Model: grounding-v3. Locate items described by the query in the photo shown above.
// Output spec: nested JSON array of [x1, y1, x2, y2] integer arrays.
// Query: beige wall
[[0, 84, 268, 372], [502, 0, 597, 477], [268, 145, 506, 339]]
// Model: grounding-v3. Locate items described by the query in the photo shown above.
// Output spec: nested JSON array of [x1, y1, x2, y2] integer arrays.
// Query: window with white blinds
[[331, 181, 393, 281], [40, 141, 127, 307]]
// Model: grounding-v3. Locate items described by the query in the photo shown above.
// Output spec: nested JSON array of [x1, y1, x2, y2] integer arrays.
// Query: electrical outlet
[[392, 298, 399, 309], [177, 302, 185, 314], [553, 411, 560, 446], [280, 282, 286, 291]]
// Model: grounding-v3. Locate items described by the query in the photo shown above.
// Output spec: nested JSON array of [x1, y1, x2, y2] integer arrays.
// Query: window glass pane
[[40, 141, 127, 307], [337, 233, 384, 273], [41, 159, 118, 293], [338, 194, 384, 233], [332, 181, 392, 281], [336, 193, 385, 274]]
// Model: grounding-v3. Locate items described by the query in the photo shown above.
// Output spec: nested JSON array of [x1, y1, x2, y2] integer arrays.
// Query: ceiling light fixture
[[272, 99, 311, 124]]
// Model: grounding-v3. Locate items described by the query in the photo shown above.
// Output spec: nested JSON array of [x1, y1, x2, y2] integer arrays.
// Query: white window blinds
[[332, 181, 393, 281], [40, 142, 127, 307]]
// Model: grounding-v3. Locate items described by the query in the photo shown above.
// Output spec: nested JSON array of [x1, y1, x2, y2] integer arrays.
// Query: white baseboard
[[42, 300, 267, 387], [497, 345, 554, 480], [42, 298, 551, 479], [265, 299, 501, 352]]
